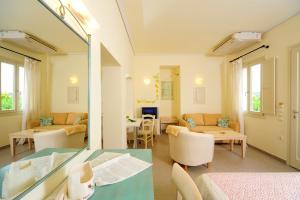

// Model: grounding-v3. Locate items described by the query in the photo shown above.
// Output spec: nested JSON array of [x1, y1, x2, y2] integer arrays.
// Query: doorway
[[159, 66, 180, 132], [290, 45, 300, 169]]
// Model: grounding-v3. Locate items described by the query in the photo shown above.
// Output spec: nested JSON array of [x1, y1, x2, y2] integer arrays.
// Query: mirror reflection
[[0, 0, 88, 198]]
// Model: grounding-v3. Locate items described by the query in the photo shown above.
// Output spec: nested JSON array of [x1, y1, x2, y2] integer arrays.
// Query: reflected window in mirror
[[0, 61, 24, 112]]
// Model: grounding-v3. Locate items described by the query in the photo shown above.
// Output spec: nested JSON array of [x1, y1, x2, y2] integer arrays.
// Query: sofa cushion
[[190, 126, 232, 133], [51, 113, 68, 125], [186, 118, 196, 128], [183, 113, 204, 126], [82, 113, 88, 120], [203, 114, 222, 126], [66, 113, 85, 125], [40, 117, 53, 126], [217, 118, 230, 128], [33, 125, 74, 132]]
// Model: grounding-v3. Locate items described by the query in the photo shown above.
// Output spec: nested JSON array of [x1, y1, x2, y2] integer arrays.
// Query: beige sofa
[[27, 112, 88, 135], [179, 113, 240, 133]]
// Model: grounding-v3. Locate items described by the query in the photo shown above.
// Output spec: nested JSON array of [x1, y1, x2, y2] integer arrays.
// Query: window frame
[[243, 58, 264, 116], [0, 57, 24, 114]]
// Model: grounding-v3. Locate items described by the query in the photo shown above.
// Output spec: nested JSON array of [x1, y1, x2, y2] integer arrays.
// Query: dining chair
[[137, 114, 155, 148], [172, 163, 203, 200]]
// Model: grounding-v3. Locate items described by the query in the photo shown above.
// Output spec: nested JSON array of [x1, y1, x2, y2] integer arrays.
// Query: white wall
[[102, 66, 125, 148], [50, 54, 88, 113], [85, 0, 134, 149], [224, 13, 300, 160], [0, 41, 49, 147], [134, 54, 223, 117], [0, 115, 22, 147]]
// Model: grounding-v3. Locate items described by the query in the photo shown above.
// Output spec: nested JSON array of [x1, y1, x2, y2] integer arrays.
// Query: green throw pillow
[[73, 116, 82, 125], [187, 118, 196, 128], [217, 118, 230, 128], [40, 117, 53, 126]]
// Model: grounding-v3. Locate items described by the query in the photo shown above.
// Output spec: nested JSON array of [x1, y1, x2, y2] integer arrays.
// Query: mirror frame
[[6, 1, 92, 199]]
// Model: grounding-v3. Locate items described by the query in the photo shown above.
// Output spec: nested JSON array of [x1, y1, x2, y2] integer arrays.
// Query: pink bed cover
[[206, 172, 300, 200]]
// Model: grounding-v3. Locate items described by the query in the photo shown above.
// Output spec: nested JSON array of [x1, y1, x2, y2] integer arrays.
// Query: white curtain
[[22, 58, 41, 130], [231, 59, 244, 134]]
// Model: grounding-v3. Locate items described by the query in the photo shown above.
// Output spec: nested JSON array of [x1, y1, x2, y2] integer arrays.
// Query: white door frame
[[289, 44, 300, 169]]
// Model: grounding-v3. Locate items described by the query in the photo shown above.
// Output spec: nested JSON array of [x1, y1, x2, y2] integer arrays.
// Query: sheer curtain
[[231, 58, 244, 134], [22, 58, 41, 130]]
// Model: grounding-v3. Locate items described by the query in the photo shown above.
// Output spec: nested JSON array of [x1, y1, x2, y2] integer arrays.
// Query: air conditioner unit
[[0, 30, 57, 54], [211, 32, 261, 56]]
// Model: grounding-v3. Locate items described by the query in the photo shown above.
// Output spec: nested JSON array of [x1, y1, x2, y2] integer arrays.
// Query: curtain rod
[[229, 45, 269, 63], [0, 45, 41, 62]]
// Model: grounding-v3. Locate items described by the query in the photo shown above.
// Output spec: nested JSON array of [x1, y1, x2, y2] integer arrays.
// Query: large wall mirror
[[0, 0, 89, 198]]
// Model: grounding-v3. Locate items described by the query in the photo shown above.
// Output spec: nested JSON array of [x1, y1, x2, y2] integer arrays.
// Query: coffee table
[[203, 131, 247, 158], [160, 116, 178, 134], [9, 129, 36, 157]]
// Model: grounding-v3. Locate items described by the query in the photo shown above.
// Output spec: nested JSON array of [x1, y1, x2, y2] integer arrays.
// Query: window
[[250, 64, 261, 112], [242, 62, 262, 114], [242, 57, 276, 115], [18, 66, 24, 110], [0, 60, 24, 113], [242, 68, 248, 111]]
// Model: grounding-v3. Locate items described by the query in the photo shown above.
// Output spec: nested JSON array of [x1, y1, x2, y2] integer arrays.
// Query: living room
[[1, 0, 300, 199]]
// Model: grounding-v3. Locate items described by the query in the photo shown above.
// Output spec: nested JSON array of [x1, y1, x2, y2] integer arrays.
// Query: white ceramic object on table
[[67, 162, 94, 200]]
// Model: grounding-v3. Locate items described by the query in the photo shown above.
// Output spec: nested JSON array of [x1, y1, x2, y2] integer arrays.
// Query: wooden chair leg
[[151, 134, 154, 146], [184, 165, 188, 171]]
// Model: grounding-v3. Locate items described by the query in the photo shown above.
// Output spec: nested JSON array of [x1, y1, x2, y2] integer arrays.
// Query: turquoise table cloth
[[0, 148, 79, 198], [87, 149, 154, 200]]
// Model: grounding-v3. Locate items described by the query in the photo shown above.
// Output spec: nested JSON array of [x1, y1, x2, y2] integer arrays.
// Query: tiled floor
[[0, 143, 34, 168]]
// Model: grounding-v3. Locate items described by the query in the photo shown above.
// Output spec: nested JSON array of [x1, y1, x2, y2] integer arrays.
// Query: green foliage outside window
[[1, 93, 14, 110], [251, 95, 261, 112]]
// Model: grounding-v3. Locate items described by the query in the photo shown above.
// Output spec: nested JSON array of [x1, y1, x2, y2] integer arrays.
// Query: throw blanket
[[166, 125, 183, 136], [64, 124, 86, 136]]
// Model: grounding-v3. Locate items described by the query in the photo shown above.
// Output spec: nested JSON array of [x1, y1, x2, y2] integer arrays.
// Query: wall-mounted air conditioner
[[0, 30, 57, 54], [211, 32, 261, 56]]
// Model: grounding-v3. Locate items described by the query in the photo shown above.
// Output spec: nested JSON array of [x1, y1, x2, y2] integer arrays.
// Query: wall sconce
[[195, 77, 203, 85], [144, 78, 151, 85], [69, 76, 78, 84]]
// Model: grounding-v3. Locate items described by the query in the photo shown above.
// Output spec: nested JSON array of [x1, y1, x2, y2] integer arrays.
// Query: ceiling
[[120, 0, 300, 54], [0, 0, 87, 54]]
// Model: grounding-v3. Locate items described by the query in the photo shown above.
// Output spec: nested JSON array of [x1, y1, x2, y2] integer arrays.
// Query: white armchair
[[33, 129, 85, 152], [169, 128, 214, 169]]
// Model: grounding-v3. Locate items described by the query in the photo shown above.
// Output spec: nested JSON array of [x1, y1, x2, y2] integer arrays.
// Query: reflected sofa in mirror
[[0, 0, 89, 199]]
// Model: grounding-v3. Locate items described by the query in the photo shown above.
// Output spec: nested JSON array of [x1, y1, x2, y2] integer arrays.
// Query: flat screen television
[[142, 107, 158, 119]]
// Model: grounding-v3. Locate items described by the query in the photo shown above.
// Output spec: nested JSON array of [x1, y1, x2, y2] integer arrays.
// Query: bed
[[197, 172, 300, 200]]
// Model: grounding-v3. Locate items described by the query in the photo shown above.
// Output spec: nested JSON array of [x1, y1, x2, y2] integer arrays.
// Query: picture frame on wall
[[193, 87, 206, 104], [67, 86, 79, 104], [161, 81, 173, 100]]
